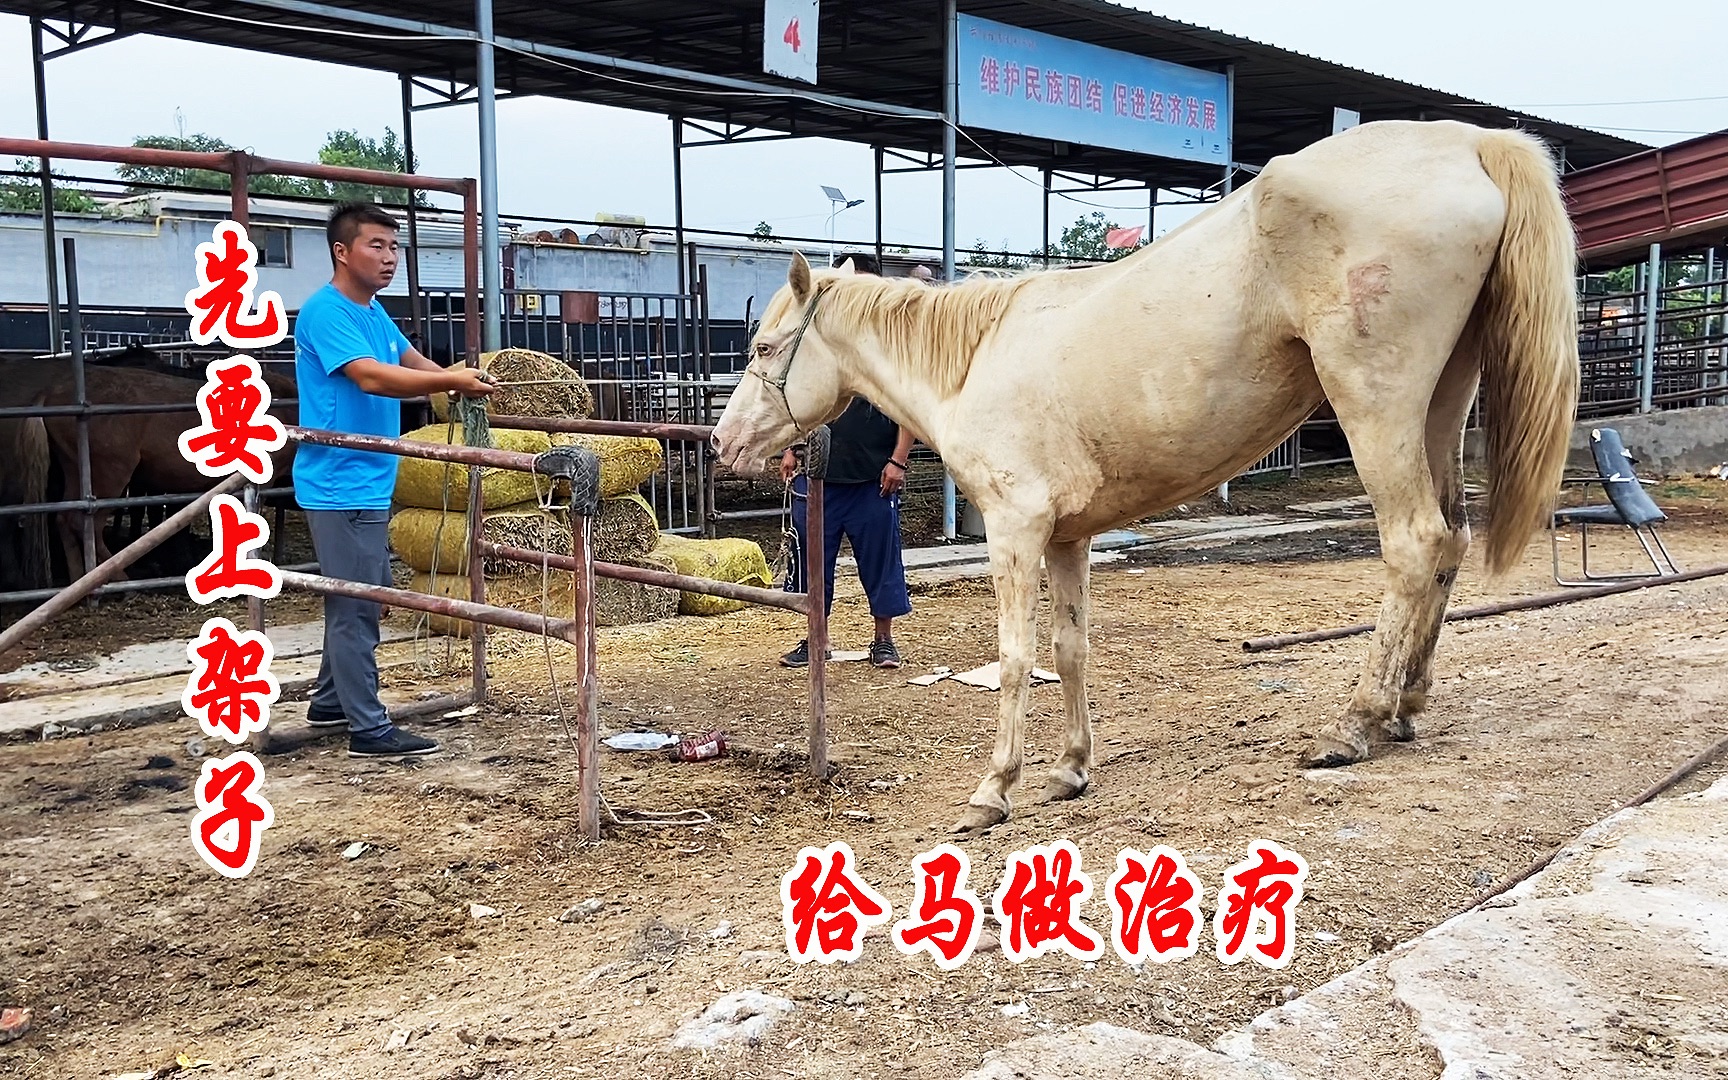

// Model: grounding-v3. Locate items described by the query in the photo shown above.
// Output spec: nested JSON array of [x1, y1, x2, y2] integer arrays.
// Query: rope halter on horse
[[744, 287, 826, 444]]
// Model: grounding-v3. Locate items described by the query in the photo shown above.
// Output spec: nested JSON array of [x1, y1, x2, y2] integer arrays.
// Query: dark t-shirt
[[823, 398, 900, 484]]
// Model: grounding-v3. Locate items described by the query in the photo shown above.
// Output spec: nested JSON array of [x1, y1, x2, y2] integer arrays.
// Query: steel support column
[[476, 0, 502, 352], [30, 18, 60, 351], [672, 116, 687, 296], [1640, 242, 1661, 413], [401, 73, 425, 345], [940, 0, 959, 539]]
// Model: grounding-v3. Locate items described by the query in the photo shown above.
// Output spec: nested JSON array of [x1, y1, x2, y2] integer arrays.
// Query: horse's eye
[[753, 342, 774, 357]]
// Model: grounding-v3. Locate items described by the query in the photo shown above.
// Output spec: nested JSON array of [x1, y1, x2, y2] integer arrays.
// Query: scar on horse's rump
[[1348, 263, 1393, 336]]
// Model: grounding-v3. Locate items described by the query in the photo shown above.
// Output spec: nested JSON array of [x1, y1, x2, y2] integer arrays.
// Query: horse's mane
[[810, 270, 1039, 397]]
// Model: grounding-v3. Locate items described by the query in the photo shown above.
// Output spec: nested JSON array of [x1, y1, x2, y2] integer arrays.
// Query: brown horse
[[13, 361, 298, 582]]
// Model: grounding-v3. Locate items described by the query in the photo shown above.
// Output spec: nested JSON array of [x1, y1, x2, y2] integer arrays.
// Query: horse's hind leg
[[1301, 335, 1465, 768], [1391, 327, 1483, 740], [1038, 537, 1092, 803]]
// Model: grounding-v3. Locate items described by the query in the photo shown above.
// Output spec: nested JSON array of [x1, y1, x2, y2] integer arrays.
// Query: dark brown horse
[[3, 358, 298, 584]]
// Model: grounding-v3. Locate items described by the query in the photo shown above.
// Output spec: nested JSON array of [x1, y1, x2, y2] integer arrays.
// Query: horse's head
[[711, 251, 858, 475]]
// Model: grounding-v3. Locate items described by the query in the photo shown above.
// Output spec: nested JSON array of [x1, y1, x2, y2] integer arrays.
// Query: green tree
[[114, 127, 420, 203], [962, 237, 1028, 269], [0, 158, 98, 213], [315, 127, 422, 206], [1045, 210, 1146, 262], [750, 220, 778, 242]]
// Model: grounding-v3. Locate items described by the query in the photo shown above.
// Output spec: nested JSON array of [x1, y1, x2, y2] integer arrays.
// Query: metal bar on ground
[[1242, 563, 1728, 652], [243, 484, 265, 634], [0, 474, 247, 658], [277, 570, 573, 639], [479, 542, 809, 613], [487, 413, 715, 444]]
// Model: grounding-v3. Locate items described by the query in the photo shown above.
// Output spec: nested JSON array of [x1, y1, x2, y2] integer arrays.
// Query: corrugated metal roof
[[0, 0, 1645, 190], [1564, 128, 1728, 264]]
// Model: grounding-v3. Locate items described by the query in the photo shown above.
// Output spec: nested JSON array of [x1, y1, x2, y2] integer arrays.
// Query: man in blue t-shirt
[[294, 202, 495, 759]]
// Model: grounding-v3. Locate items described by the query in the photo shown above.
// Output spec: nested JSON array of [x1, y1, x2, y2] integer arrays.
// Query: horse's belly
[[1049, 357, 1323, 541]]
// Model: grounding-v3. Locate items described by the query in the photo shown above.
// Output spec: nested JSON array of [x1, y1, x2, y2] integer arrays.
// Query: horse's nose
[[708, 432, 723, 457]]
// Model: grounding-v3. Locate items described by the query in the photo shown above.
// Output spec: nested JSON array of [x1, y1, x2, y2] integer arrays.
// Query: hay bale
[[547, 432, 664, 497], [651, 534, 773, 616], [410, 556, 679, 636], [430, 348, 595, 421], [409, 569, 568, 638], [389, 502, 571, 575], [595, 493, 659, 561], [394, 424, 554, 510], [595, 550, 681, 627]]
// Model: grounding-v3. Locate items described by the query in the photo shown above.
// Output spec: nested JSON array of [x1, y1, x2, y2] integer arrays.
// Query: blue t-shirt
[[291, 284, 412, 510]]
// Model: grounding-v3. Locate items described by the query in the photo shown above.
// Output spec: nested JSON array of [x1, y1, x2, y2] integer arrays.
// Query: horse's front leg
[[1039, 538, 1092, 803], [954, 519, 1048, 833]]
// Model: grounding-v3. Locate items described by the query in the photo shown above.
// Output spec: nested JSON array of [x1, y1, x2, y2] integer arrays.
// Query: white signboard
[[1332, 107, 1361, 135], [764, 0, 819, 84]]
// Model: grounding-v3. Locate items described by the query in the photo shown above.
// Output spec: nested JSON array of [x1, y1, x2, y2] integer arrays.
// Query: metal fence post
[[1639, 242, 1661, 413]]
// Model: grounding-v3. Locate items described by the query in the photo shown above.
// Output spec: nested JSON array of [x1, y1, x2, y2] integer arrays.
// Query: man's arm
[[398, 346, 447, 374], [342, 357, 494, 401], [880, 427, 918, 496]]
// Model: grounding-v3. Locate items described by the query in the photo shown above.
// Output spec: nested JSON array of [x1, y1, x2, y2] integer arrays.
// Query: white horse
[[713, 120, 1580, 832]]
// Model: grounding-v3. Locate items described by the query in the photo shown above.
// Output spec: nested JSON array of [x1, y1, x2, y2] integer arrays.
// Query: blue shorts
[[786, 478, 912, 620]]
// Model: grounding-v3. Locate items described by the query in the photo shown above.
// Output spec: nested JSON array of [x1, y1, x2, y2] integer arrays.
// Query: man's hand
[[780, 449, 799, 484], [445, 368, 498, 399], [880, 459, 907, 497]]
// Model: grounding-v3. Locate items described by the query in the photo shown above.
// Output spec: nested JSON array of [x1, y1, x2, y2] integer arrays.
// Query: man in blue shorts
[[778, 253, 916, 671], [294, 202, 495, 758]]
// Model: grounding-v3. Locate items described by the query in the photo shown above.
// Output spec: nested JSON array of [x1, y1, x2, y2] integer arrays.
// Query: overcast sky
[[2, 1, 1725, 254]]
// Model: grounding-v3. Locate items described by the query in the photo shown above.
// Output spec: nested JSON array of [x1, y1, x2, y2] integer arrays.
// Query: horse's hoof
[[1301, 733, 1369, 769], [1381, 715, 1417, 743], [951, 804, 1007, 833], [1037, 775, 1089, 804]]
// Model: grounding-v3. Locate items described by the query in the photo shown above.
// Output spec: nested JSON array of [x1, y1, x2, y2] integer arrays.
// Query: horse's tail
[[1471, 128, 1581, 577], [0, 411, 53, 589]]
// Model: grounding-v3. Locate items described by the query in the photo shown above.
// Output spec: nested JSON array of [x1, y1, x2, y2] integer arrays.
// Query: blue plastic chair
[[1551, 427, 1680, 586]]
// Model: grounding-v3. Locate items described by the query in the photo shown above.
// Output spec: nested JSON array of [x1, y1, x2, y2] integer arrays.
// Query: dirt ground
[[3, 478, 1727, 1080]]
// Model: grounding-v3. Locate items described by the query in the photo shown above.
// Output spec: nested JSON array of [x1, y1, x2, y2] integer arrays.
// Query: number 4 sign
[[763, 0, 819, 84]]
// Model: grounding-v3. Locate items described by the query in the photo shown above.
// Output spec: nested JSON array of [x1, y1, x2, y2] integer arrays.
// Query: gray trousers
[[305, 509, 393, 736]]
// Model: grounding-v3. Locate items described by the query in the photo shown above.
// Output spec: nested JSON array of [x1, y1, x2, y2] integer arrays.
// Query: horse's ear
[[788, 251, 813, 302], [835, 258, 856, 275]]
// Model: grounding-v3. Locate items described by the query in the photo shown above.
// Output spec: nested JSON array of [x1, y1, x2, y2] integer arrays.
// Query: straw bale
[[595, 493, 659, 561], [594, 550, 681, 627], [393, 424, 554, 510], [389, 502, 571, 575], [429, 348, 595, 421], [651, 534, 774, 616], [546, 432, 664, 497]]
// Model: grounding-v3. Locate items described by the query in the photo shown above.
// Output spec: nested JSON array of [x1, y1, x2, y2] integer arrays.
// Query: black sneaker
[[306, 707, 347, 730], [869, 639, 902, 670], [349, 727, 442, 759], [779, 639, 832, 668]]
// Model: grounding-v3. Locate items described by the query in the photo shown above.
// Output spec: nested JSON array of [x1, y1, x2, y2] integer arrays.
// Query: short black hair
[[327, 202, 398, 258], [833, 251, 881, 276]]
